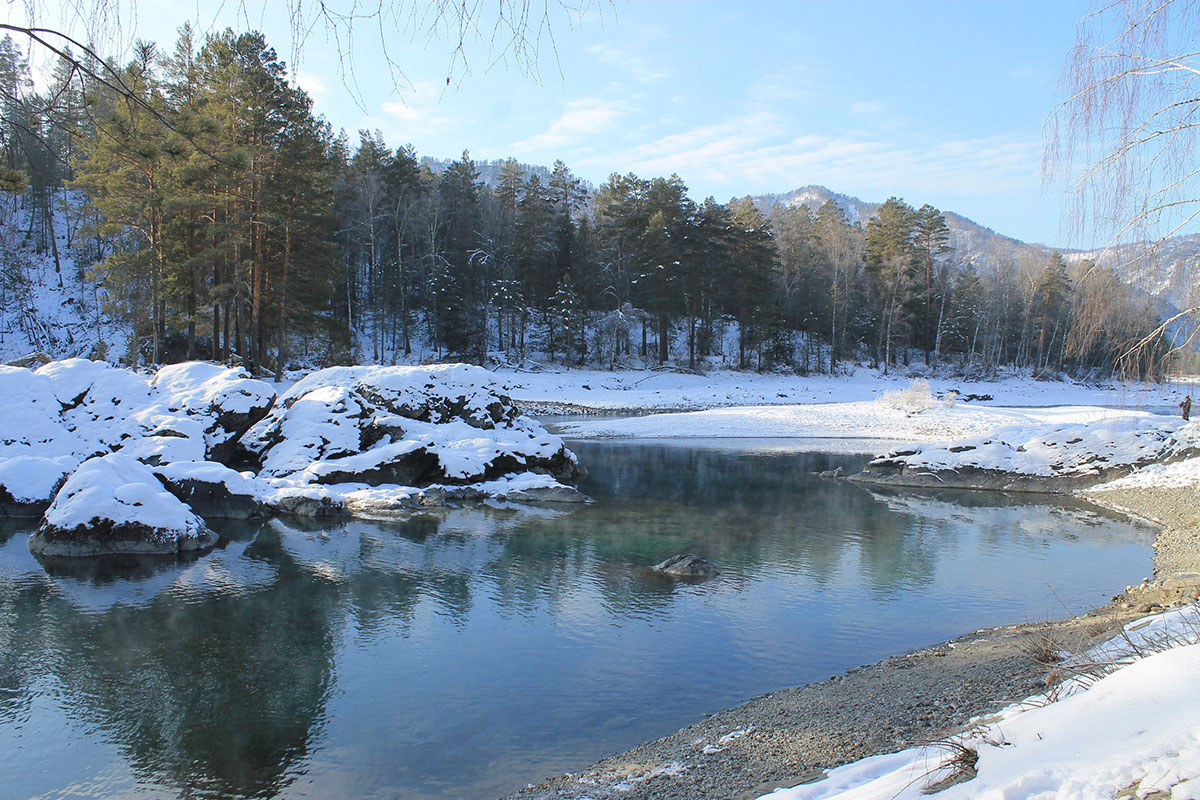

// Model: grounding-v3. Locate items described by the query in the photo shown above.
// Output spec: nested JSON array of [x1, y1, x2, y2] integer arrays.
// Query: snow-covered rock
[[28, 454, 217, 556], [153, 461, 268, 520], [0, 455, 78, 516], [261, 484, 349, 518], [0, 365, 91, 461], [3, 360, 585, 552], [0, 359, 275, 468], [116, 406, 210, 465], [37, 358, 155, 453], [852, 416, 1200, 492], [241, 364, 582, 487], [151, 362, 275, 461]]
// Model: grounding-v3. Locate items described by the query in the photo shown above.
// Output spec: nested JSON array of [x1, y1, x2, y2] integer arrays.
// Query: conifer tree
[[913, 204, 951, 365], [864, 197, 917, 371]]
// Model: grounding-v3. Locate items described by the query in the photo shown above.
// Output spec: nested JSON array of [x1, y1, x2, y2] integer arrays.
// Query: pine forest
[[0, 29, 1168, 379]]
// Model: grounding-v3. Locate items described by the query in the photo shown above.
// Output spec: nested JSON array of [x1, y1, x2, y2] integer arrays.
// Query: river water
[[0, 441, 1153, 799]]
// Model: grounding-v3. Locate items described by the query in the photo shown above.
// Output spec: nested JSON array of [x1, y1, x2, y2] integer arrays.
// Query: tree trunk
[[276, 217, 292, 382]]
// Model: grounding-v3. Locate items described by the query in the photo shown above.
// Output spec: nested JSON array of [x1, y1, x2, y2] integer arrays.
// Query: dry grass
[[918, 740, 979, 794], [1018, 631, 1066, 665]]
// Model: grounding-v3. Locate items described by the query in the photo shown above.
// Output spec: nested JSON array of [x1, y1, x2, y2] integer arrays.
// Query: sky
[[6, 1, 1094, 246]]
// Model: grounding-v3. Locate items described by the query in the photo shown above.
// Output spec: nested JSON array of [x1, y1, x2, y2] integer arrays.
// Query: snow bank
[[29, 454, 216, 556], [500, 366, 1186, 414], [1089, 454, 1200, 491], [761, 605, 1200, 800], [555, 401, 1159, 453]]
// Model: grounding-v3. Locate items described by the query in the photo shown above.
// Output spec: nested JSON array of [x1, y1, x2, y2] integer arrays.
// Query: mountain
[[1066, 235, 1199, 319], [749, 184, 1057, 273]]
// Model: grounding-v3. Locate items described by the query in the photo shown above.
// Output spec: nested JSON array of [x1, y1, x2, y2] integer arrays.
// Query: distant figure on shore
[[1181, 396, 1192, 421]]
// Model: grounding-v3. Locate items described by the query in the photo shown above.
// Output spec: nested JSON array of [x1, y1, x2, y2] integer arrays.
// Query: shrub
[[878, 378, 936, 416]]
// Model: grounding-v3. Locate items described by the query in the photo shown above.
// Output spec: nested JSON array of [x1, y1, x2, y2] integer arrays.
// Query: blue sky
[[9, 1, 1092, 245]]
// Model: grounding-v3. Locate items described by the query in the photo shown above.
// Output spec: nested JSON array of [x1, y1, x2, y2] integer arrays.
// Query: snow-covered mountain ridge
[[751, 184, 1197, 318]]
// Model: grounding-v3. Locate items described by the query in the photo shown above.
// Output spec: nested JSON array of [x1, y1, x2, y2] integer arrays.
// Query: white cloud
[[292, 70, 329, 101], [579, 109, 1041, 206], [849, 98, 887, 117], [373, 81, 456, 140], [586, 35, 674, 84], [511, 98, 629, 154]]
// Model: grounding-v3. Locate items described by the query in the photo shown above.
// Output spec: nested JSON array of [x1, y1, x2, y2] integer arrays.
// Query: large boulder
[[116, 406, 209, 465], [36, 358, 155, 454], [28, 454, 217, 557], [241, 364, 583, 487], [153, 461, 269, 520], [0, 365, 92, 461]]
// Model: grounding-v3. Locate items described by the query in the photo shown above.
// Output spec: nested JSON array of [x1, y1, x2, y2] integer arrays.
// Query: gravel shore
[[501, 483, 1200, 800]]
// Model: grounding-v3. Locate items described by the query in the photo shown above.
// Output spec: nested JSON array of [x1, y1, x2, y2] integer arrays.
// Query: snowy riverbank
[[499, 367, 1192, 453], [503, 476, 1200, 800], [495, 367, 1200, 800]]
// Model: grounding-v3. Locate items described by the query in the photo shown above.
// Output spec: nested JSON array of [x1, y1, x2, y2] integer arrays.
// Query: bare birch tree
[[1046, 0, 1200, 371]]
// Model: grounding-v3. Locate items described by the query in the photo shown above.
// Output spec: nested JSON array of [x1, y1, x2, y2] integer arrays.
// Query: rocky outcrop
[[8, 360, 586, 556], [28, 454, 217, 556], [151, 362, 276, 462], [153, 461, 269, 520], [241, 364, 583, 487]]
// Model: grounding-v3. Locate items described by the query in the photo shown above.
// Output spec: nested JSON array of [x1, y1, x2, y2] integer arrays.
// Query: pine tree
[[943, 267, 983, 361], [726, 197, 778, 370], [72, 41, 174, 365], [814, 199, 863, 373], [913, 204, 952, 366], [864, 197, 918, 372], [1034, 252, 1073, 370]]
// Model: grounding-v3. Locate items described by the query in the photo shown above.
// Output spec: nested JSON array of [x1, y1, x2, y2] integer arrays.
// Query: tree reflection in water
[[0, 443, 1154, 800]]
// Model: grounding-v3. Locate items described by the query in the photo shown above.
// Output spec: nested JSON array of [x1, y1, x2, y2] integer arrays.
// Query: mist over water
[[0, 442, 1153, 799]]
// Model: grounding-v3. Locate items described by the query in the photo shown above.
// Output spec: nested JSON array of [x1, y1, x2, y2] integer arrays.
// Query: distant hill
[[419, 156, 596, 194], [1067, 234, 1200, 320], [748, 184, 1200, 338], [748, 184, 1057, 273]]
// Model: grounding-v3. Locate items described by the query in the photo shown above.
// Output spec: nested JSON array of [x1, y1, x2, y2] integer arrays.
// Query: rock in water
[[653, 554, 720, 578], [0, 455, 78, 517], [28, 454, 217, 557], [153, 461, 268, 520]]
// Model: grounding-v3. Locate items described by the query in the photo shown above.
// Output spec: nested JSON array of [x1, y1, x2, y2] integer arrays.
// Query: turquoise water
[[0, 441, 1153, 799]]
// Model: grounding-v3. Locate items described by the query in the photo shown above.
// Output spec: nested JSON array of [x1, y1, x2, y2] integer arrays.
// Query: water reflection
[[0, 443, 1155, 800]]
